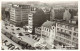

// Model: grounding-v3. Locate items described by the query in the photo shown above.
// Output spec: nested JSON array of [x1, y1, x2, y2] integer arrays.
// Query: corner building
[[41, 20, 78, 49]]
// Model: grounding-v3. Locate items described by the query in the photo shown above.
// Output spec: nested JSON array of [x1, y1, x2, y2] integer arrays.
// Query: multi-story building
[[28, 13, 33, 33], [50, 7, 77, 21], [10, 4, 31, 27], [40, 20, 56, 48], [40, 20, 78, 49], [30, 6, 36, 13], [55, 20, 78, 49]]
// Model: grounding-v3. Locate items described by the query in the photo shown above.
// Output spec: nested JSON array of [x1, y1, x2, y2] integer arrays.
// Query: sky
[[1, 0, 78, 3]]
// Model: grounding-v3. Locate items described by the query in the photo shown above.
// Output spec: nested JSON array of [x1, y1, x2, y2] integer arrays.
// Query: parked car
[[6, 27, 8, 29]]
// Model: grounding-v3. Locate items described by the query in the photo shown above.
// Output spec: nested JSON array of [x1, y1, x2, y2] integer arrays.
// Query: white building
[[36, 20, 78, 49], [37, 20, 56, 49], [10, 4, 31, 26], [28, 13, 33, 33]]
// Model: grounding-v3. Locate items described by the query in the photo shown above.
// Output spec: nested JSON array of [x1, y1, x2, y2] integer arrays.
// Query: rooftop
[[42, 20, 56, 28], [57, 20, 78, 28], [52, 19, 78, 28]]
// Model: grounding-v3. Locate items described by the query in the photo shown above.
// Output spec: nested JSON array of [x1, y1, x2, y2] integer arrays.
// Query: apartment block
[[40, 20, 78, 49], [10, 4, 31, 27]]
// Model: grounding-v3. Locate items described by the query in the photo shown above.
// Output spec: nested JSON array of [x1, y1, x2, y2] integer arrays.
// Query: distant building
[[50, 7, 65, 21], [50, 8, 55, 21], [63, 9, 71, 21], [41, 7, 50, 21], [10, 4, 31, 27]]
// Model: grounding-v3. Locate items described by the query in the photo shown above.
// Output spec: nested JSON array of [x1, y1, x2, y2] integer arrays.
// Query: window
[[72, 42, 76, 46], [62, 25, 65, 28], [62, 29, 65, 32], [73, 33, 78, 37], [65, 25, 68, 29], [68, 26, 72, 30], [47, 29, 48, 31], [49, 29, 50, 32], [73, 38, 78, 42], [74, 28, 78, 32], [58, 24, 60, 27], [45, 27, 46, 30], [67, 41, 71, 44], [69, 31, 71, 35], [57, 28, 59, 31], [53, 27, 54, 29], [61, 29, 63, 32]]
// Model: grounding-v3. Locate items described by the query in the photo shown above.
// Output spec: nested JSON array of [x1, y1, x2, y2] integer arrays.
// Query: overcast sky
[[1, 0, 78, 3]]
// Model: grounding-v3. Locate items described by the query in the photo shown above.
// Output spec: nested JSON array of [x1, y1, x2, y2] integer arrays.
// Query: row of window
[[57, 28, 78, 37], [57, 24, 72, 30], [57, 28, 72, 35], [57, 33, 71, 39], [56, 36, 71, 44], [42, 27, 50, 32], [57, 23, 78, 32], [42, 27, 55, 32]]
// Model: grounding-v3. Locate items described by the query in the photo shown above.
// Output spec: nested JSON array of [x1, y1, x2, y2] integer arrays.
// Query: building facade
[[28, 13, 33, 33], [10, 4, 31, 27], [39, 20, 78, 49], [50, 7, 65, 21], [55, 20, 78, 49], [40, 20, 56, 48]]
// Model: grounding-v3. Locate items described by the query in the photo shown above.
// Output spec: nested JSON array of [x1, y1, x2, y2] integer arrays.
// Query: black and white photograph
[[1, 0, 78, 50]]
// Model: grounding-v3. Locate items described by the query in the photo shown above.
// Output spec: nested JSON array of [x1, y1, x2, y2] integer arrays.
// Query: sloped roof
[[42, 20, 55, 28]]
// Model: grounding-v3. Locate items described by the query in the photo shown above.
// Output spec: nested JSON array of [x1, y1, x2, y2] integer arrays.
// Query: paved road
[[2, 20, 38, 47], [21, 36, 37, 47], [2, 27, 37, 47], [2, 34, 22, 50]]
